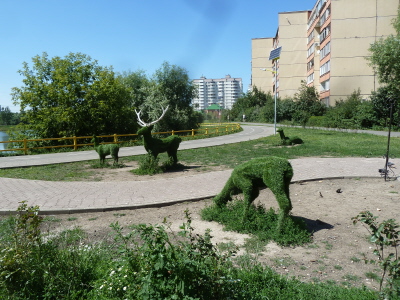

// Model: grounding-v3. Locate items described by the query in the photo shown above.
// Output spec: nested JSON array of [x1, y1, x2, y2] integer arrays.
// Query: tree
[[292, 80, 326, 126], [11, 52, 136, 139], [0, 106, 15, 125], [118, 70, 150, 109], [229, 86, 273, 122], [132, 62, 199, 133], [367, 9, 400, 96]]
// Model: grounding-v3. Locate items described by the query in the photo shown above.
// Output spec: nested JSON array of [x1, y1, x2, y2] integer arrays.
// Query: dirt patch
[[38, 175, 400, 291], [84, 160, 229, 181]]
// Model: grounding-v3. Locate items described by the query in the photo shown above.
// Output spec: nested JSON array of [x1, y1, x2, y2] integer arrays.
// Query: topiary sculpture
[[135, 105, 182, 165], [91, 135, 120, 165], [214, 156, 293, 232], [277, 128, 303, 145]]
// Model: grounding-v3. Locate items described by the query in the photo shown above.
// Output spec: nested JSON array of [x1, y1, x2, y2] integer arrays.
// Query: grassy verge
[[1, 127, 399, 180]]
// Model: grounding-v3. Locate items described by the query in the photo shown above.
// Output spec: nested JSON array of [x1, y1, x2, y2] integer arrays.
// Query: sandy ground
[[21, 163, 400, 291]]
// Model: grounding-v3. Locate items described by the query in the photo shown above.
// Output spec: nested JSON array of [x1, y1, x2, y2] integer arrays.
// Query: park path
[[0, 124, 398, 214]]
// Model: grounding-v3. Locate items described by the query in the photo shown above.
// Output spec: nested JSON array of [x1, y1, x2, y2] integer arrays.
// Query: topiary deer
[[277, 128, 303, 145], [135, 105, 182, 165], [214, 156, 293, 232], [91, 135, 120, 165]]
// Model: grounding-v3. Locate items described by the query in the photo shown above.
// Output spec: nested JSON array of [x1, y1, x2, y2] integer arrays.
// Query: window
[[307, 73, 314, 84], [307, 45, 314, 57], [320, 60, 330, 75], [320, 79, 330, 92], [321, 97, 330, 107], [307, 58, 314, 71], [307, 31, 314, 44], [320, 25, 330, 42], [319, 6, 330, 26], [320, 41, 330, 59]]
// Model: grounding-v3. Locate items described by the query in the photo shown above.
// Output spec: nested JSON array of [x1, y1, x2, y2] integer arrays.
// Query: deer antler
[[135, 105, 169, 127]]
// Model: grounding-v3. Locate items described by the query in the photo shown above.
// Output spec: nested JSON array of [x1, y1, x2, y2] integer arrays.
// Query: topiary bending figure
[[277, 128, 303, 145], [91, 135, 120, 165], [214, 156, 293, 232], [136, 105, 182, 165]]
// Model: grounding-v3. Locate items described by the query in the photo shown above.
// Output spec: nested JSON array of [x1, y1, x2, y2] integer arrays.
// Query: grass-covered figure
[[135, 105, 182, 165], [277, 128, 303, 145], [91, 135, 120, 165], [214, 156, 293, 232]]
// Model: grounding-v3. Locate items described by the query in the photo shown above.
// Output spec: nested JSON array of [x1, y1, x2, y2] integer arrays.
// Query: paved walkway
[[0, 124, 398, 214]]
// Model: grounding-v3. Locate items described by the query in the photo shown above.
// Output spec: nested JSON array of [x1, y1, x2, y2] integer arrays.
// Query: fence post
[[114, 134, 117, 143], [172, 130, 175, 135], [205, 128, 208, 135], [191, 129, 194, 137], [23, 139, 28, 155], [73, 136, 77, 150], [216, 127, 219, 134]]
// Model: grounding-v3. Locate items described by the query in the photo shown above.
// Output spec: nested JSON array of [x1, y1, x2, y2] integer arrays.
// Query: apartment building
[[252, 0, 398, 106], [192, 75, 243, 110]]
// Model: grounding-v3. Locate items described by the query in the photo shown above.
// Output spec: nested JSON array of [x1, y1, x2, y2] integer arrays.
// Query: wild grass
[[201, 199, 311, 247], [0, 204, 379, 299]]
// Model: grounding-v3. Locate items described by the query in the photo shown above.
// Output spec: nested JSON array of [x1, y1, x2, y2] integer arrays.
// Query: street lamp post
[[260, 67, 277, 134]]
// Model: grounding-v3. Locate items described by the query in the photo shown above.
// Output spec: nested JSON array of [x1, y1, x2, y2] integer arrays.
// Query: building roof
[[206, 104, 222, 110]]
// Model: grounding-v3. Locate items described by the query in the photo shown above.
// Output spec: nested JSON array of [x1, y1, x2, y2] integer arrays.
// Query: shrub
[[352, 211, 400, 298]]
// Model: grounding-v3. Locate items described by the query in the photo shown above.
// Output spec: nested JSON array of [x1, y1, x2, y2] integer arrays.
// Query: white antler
[[135, 105, 169, 127]]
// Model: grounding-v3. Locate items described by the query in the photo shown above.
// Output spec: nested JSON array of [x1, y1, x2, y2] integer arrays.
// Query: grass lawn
[[1, 127, 399, 180]]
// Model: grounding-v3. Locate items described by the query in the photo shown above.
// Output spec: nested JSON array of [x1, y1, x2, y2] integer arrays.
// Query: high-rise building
[[251, 0, 398, 106], [192, 75, 243, 110]]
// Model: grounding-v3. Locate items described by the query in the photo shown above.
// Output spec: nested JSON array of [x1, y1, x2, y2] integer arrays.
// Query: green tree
[[118, 70, 150, 108], [368, 9, 400, 94], [0, 106, 15, 125], [230, 86, 273, 122], [133, 62, 200, 132], [292, 80, 326, 126], [11, 52, 136, 139]]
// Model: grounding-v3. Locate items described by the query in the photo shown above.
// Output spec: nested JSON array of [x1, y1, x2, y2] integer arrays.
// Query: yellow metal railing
[[0, 123, 241, 155]]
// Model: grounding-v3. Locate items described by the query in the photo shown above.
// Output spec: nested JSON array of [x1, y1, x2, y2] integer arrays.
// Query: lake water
[[0, 131, 10, 151]]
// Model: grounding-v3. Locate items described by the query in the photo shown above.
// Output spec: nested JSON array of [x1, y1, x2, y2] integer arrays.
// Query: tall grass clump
[[201, 199, 311, 246], [0, 201, 105, 299]]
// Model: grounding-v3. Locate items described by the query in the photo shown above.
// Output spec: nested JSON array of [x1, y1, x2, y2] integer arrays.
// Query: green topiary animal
[[136, 105, 182, 165], [214, 156, 293, 232], [277, 128, 303, 145], [91, 135, 120, 165]]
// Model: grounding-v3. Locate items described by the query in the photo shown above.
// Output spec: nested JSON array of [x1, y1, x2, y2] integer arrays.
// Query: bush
[[0, 202, 103, 299]]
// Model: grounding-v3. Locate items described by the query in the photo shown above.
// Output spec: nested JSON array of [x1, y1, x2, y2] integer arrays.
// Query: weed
[[351, 256, 361, 263], [67, 217, 78, 221], [131, 154, 163, 175], [353, 211, 400, 297], [343, 274, 359, 281], [113, 213, 126, 217], [334, 265, 343, 270], [201, 200, 311, 246], [43, 216, 62, 222], [88, 217, 98, 221], [365, 272, 381, 281], [217, 241, 238, 253], [271, 256, 296, 267], [322, 240, 333, 250], [243, 236, 266, 253]]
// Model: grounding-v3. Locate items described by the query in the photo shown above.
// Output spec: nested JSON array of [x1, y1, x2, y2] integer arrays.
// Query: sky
[[0, 0, 317, 112]]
